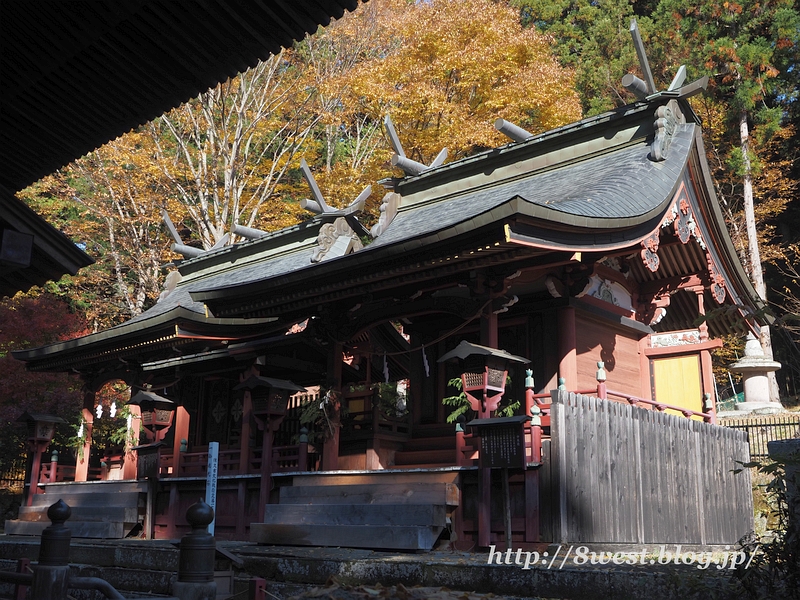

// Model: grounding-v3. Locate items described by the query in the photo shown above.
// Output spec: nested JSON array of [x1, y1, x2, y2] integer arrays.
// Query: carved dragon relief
[[311, 217, 364, 263]]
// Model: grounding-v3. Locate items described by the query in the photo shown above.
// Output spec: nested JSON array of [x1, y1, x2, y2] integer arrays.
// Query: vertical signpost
[[205, 441, 219, 535]]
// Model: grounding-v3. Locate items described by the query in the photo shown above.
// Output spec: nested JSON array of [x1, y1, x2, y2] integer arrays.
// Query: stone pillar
[[173, 499, 216, 600], [30, 500, 72, 600], [730, 333, 782, 415]]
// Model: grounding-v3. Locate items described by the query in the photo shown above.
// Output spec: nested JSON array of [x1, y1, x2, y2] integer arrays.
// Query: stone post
[[767, 439, 800, 538], [30, 499, 72, 600], [173, 499, 216, 600]]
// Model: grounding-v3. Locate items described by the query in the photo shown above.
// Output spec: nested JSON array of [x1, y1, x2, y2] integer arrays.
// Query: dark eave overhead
[[0, 0, 365, 193], [1, 185, 94, 298]]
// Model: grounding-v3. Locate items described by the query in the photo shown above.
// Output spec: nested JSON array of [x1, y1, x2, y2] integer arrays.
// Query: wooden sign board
[[467, 416, 528, 469]]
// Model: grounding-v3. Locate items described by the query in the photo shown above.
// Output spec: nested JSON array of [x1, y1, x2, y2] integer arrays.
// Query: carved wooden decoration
[[674, 191, 693, 243], [640, 231, 660, 272], [312, 217, 364, 263], [707, 256, 727, 304], [370, 192, 401, 238], [651, 103, 677, 161]]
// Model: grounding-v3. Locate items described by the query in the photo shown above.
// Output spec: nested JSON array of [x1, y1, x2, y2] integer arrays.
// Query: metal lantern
[[129, 389, 175, 441], [18, 411, 65, 444], [234, 375, 305, 417], [438, 341, 529, 418]]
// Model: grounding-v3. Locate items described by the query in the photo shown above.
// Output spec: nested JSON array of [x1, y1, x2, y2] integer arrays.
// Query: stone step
[[3, 519, 127, 538], [250, 522, 442, 551], [41, 480, 146, 495], [262, 503, 446, 527], [17, 505, 141, 523], [28, 491, 144, 509], [280, 482, 459, 507]]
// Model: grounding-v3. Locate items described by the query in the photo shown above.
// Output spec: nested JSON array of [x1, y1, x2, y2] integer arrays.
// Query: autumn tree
[[149, 52, 324, 249], [648, 0, 799, 401], [513, 0, 643, 116], [67, 131, 172, 318], [345, 0, 582, 167], [0, 294, 88, 473]]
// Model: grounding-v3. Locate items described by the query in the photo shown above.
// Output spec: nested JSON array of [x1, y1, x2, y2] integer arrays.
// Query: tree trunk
[[740, 111, 782, 403]]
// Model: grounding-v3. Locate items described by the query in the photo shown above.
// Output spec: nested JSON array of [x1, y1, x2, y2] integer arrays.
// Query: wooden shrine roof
[[13, 94, 766, 374]]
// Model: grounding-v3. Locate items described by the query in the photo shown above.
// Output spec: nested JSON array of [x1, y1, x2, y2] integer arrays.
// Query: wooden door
[[651, 354, 703, 419]]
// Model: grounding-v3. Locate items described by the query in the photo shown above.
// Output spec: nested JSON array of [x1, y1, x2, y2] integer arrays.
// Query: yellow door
[[651, 354, 703, 419]]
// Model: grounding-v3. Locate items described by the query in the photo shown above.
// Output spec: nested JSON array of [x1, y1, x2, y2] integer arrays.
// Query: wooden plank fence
[[549, 390, 752, 545], [719, 414, 800, 460]]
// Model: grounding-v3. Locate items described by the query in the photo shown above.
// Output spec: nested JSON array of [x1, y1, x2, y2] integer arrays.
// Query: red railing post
[[249, 577, 267, 600], [596, 361, 607, 400], [48, 450, 58, 484], [298, 428, 309, 471], [455, 417, 466, 466], [14, 558, 30, 600]]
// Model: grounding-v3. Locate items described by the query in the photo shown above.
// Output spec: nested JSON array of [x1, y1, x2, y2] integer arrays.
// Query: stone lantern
[[729, 333, 782, 415], [438, 340, 529, 419]]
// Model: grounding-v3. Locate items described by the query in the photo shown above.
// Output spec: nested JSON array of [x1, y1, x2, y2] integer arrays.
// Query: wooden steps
[[251, 476, 459, 551], [391, 431, 461, 469], [393, 447, 455, 466], [4, 480, 146, 539]]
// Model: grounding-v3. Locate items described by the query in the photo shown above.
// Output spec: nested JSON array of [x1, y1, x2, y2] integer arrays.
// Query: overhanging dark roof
[[1, 0, 365, 193], [1, 186, 94, 298], [11, 305, 279, 373], [1, 0, 365, 297]]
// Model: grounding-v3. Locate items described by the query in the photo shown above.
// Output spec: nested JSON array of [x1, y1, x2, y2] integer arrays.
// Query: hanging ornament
[[110, 401, 117, 418], [383, 354, 390, 383], [95, 404, 103, 419], [422, 345, 430, 377], [77, 422, 84, 439]]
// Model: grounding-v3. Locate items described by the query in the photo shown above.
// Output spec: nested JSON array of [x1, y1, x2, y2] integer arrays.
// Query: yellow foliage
[[342, 0, 582, 165]]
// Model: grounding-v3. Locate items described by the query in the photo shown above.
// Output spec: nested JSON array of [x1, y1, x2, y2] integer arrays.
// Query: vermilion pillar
[[557, 306, 578, 390]]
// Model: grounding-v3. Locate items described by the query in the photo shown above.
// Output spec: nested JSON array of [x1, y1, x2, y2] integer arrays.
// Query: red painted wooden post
[[558, 306, 578, 390], [455, 421, 466, 466], [525, 366, 541, 543], [258, 427, 274, 522], [478, 466, 491, 547], [249, 577, 267, 600], [172, 406, 190, 478], [14, 558, 30, 600], [75, 389, 96, 482]]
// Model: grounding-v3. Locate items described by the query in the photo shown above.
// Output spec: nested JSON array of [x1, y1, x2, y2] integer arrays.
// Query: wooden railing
[[159, 442, 316, 478], [341, 386, 411, 439]]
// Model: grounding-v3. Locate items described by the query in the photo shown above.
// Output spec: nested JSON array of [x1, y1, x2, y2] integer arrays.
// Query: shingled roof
[[13, 93, 766, 373]]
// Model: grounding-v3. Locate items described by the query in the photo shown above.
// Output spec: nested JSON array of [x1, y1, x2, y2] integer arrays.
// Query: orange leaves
[[342, 0, 581, 165]]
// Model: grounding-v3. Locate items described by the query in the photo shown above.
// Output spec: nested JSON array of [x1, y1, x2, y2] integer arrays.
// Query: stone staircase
[[250, 471, 459, 551], [4, 480, 146, 539]]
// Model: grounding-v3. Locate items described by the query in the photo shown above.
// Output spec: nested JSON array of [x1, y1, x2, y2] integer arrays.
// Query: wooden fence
[[546, 390, 752, 545], [719, 414, 800, 460]]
